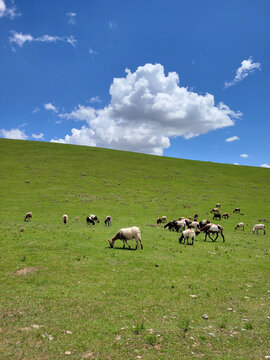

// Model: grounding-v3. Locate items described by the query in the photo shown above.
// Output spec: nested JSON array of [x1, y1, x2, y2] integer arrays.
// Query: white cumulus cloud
[[0, 127, 28, 140], [0, 0, 20, 19], [225, 136, 240, 143], [234, 163, 239, 165], [261, 163, 270, 168], [9, 31, 77, 47], [51, 63, 241, 155], [44, 103, 58, 113], [240, 154, 248, 158], [32, 133, 44, 140], [225, 57, 261, 88]]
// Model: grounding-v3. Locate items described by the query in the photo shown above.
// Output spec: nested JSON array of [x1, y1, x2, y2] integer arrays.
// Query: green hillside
[[0, 139, 269, 359]]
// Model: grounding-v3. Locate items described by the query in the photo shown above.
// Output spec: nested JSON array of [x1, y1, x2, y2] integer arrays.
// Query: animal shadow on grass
[[105, 246, 137, 251]]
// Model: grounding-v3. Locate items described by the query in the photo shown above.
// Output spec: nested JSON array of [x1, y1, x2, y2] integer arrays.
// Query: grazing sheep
[[200, 223, 225, 243], [193, 213, 199, 221], [89, 214, 100, 223], [189, 221, 199, 229], [222, 212, 229, 219], [107, 226, 143, 250], [252, 224, 266, 235], [157, 216, 167, 224], [86, 216, 95, 225], [168, 220, 186, 232], [176, 220, 187, 231], [62, 214, 68, 224], [216, 203, 221, 208], [233, 208, 241, 213], [179, 229, 200, 245], [24, 212, 32, 222], [213, 213, 221, 220], [104, 215, 112, 226], [178, 217, 191, 227], [164, 220, 180, 232], [210, 208, 220, 213], [235, 222, 245, 231], [198, 219, 211, 229]]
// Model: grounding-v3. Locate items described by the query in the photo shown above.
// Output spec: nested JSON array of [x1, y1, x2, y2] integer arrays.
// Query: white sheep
[[176, 220, 187, 231], [235, 222, 244, 231], [252, 224, 265, 235], [24, 212, 32, 222], [189, 221, 199, 229], [179, 229, 196, 245], [62, 214, 68, 224], [107, 226, 143, 250]]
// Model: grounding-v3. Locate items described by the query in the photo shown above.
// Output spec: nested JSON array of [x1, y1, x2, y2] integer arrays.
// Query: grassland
[[0, 138, 269, 360]]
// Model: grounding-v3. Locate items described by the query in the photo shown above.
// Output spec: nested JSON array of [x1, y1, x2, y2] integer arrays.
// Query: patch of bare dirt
[[16, 267, 38, 275]]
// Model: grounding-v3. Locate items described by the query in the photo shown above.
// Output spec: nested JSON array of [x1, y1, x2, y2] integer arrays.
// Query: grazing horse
[[200, 224, 225, 243]]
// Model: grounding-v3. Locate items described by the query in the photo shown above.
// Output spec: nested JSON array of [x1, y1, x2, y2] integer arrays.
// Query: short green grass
[[0, 139, 270, 359]]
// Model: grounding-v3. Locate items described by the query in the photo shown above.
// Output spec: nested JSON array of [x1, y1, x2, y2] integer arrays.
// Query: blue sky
[[1, 0, 269, 167]]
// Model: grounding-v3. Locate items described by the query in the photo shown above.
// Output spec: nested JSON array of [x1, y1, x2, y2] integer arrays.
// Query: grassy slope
[[0, 139, 269, 360]]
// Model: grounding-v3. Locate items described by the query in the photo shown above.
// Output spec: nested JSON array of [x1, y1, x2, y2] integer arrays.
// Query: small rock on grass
[[65, 351, 71, 356], [227, 308, 233, 311], [202, 314, 208, 320]]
